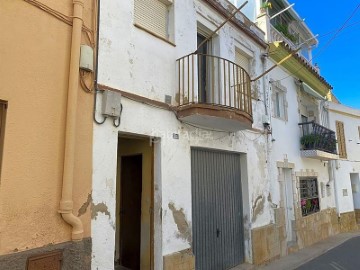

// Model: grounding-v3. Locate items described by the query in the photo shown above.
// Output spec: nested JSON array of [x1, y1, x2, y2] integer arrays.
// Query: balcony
[[175, 52, 253, 132], [270, 25, 297, 50], [298, 121, 339, 160]]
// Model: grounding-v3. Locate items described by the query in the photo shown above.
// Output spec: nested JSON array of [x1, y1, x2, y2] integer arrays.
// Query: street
[[296, 236, 360, 270]]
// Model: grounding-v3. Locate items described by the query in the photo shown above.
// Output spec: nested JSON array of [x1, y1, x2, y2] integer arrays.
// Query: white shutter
[[235, 50, 250, 74], [134, 0, 168, 39]]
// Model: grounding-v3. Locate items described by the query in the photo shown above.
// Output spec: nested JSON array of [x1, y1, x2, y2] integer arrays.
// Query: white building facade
[[92, 0, 274, 269], [328, 102, 360, 224], [91, 0, 358, 269], [252, 0, 359, 264]]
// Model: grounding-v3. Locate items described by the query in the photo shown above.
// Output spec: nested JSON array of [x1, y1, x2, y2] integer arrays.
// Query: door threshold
[[229, 262, 254, 270], [114, 265, 132, 270]]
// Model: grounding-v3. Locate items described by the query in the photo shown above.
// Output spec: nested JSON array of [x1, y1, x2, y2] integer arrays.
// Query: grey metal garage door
[[191, 148, 244, 270]]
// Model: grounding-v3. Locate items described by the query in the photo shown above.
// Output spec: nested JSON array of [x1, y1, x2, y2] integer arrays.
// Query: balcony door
[[197, 33, 211, 104]]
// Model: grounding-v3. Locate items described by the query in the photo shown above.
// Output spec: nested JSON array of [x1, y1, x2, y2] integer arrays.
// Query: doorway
[[197, 33, 211, 103], [350, 173, 360, 223], [115, 136, 153, 270], [283, 168, 295, 244]]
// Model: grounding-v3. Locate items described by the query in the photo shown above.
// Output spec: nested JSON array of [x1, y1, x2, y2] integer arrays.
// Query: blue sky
[[288, 1, 360, 109]]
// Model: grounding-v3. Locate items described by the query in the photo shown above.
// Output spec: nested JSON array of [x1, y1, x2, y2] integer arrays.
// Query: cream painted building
[[0, 0, 95, 268]]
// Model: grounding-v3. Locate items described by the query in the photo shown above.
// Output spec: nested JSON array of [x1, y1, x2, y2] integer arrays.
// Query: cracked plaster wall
[[95, 0, 269, 267]]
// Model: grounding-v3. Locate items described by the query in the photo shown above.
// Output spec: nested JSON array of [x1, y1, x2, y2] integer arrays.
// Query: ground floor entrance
[[191, 148, 244, 270], [115, 136, 153, 270]]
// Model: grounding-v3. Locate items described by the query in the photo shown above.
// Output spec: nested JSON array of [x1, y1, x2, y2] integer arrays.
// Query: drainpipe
[[58, 0, 85, 241], [324, 103, 340, 216], [329, 160, 340, 216]]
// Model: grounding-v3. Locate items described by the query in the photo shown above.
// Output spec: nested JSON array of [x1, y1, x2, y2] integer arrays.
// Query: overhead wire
[[23, 0, 97, 93]]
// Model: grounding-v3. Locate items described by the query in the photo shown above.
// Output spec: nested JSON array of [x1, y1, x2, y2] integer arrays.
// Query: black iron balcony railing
[[298, 121, 337, 154], [176, 52, 252, 118]]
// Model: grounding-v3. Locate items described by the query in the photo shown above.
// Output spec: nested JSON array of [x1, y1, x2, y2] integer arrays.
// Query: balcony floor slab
[[300, 150, 339, 161], [175, 104, 253, 132]]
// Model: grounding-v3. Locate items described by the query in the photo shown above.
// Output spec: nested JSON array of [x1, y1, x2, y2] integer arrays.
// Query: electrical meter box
[[80, 45, 94, 72], [102, 90, 122, 117]]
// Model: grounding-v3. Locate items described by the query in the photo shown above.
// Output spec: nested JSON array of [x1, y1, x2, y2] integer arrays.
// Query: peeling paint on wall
[[91, 202, 111, 220], [168, 203, 192, 245], [78, 193, 92, 217], [252, 195, 265, 222]]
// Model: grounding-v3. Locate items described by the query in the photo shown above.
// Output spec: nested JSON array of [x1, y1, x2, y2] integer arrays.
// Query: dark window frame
[[300, 178, 320, 216]]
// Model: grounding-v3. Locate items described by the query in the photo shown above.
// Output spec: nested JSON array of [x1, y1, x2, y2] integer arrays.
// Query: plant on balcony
[[324, 138, 337, 153], [260, 1, 272, 13], [261, 1, 272, 9], [274, 24, 298, 43], [300, 134, 321, 149]]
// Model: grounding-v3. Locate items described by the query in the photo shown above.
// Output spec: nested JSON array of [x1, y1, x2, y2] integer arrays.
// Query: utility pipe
[[58, 0, 85, 241]]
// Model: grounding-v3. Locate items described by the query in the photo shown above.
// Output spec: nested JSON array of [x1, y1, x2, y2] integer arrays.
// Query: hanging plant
[[261, 2, 272, 9]]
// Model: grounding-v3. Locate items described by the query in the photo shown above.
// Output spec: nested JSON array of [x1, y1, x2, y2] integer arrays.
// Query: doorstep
[[231, 231, 360, 270]]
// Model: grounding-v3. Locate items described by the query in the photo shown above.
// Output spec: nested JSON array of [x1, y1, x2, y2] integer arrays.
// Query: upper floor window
[[336, 121, 347, 159], [235, 50, 250, 75], [235, 50, 258, 99], [271, 80, 287, 121], [0, 100, 7, 177], [134, 0, 173, 42]]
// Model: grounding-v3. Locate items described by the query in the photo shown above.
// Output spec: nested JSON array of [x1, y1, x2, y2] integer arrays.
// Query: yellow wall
[[0, 0, 94, 254]]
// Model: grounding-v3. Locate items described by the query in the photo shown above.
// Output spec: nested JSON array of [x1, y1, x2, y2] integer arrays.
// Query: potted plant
[[300, 134, 321, 149], [260, 1, 272, 13]]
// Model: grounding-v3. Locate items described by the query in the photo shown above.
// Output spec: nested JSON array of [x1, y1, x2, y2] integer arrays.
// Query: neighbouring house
[[250, 0, 358, 265], [0, 0, 95, 269], [328, 102, 360, 230]]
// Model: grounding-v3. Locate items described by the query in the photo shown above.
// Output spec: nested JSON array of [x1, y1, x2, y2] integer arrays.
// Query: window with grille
[[134, 0, 172, 41], [300, 178, 320, 216], [336, 121, 347, 159], [0, 100, 7, 176]]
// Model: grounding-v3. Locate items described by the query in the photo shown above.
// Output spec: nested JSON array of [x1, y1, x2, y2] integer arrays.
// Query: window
[[335, 121, 347, 159], [0, 100, 7, 176], [134, 0, 173, 41], [300, 178, 320, 216], [235, 50, 257, 99], [271, 80, 287, 120], [235, 50, 250, 74], [358, 126, 360, 140]]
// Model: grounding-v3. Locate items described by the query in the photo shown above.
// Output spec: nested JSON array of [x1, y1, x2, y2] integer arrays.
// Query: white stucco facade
[[92, 0, 273, 269], [267, 64, 336, 213], [91, 0, 359, 269], [328, 103, 360, 214]]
